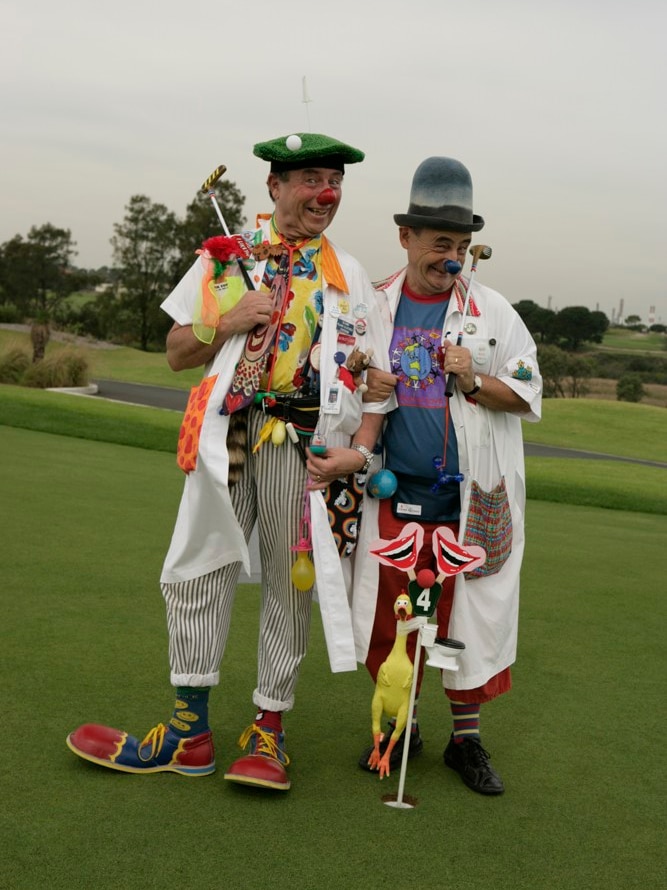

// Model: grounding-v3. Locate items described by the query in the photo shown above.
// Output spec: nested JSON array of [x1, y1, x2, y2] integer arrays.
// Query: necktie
[[221, 252, 290, 416]]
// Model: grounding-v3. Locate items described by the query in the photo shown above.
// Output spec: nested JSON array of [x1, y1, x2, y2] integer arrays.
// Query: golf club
[[444, 244, 492, 397], [200, 164, 255, 291]]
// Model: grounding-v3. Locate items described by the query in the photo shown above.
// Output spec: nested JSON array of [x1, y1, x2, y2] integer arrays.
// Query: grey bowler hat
[[394, 157, 484, 232]]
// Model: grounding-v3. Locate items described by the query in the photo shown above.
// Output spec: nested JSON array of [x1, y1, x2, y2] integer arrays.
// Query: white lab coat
[[159, 221, 393, 672], [352, 268, 542, 690]]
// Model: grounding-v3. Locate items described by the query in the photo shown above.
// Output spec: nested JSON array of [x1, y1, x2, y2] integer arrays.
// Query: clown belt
[[253, 391, 321, 434]]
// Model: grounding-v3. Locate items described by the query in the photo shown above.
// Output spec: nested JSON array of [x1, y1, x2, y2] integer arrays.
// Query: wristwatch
[[351, 443, 374, 474], [462, 374, 482, 396]]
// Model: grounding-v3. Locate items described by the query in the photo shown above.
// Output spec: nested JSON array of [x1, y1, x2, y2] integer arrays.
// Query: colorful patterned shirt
[[384, 283, 461, 521], [259, 226, 324, 393]]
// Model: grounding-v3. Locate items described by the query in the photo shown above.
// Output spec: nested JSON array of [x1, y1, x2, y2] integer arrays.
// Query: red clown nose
[[317, 188, 337, 206]]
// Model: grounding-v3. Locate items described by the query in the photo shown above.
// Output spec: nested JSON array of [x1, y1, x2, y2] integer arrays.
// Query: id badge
[[322, 380, 343, 414]]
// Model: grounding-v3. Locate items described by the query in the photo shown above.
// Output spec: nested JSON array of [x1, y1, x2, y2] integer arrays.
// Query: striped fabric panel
[[162, 408, 314, 712]]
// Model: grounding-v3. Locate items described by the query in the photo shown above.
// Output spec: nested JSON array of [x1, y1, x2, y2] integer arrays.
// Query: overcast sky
[[2, 0, 665, 323]]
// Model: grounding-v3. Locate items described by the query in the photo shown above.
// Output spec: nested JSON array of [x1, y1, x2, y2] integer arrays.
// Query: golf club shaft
[[201, 165, 255, 291], [444, 245, 492, 397]]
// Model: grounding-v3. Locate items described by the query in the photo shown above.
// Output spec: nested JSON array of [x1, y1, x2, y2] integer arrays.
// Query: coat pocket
[[462, 476, 513, 578], [176, 374, 219, 473]]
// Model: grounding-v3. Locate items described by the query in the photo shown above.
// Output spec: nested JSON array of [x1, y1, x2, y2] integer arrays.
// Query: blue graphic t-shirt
[[384, 284, 461, 522]]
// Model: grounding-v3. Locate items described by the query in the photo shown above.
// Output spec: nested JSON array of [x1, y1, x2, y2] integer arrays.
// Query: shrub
[[0, 303, 22, 323], [616, 372, 646, 403], [21, 348, 89, 388], [0, 347, 31, 383]]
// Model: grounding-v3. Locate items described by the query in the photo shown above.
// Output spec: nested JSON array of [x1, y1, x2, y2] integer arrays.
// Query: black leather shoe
[[443, 735, 505, 795], [358, 725, 423, 772]]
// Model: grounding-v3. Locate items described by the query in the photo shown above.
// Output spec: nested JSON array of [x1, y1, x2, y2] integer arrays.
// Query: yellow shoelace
[[138, 723, 168, 761], [238, 723, 290, 765]]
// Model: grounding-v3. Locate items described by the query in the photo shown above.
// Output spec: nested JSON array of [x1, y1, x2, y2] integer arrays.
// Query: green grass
[[2, 385, 666, 515], [600, 327, 666, 352], [83, 343, 201, 388], [1, 426, 664, 890], [526, 457, 667, 514], [64, 289, 98, 308], [0, 328, 201, 389], [0, 383, 181, 452], [522, 399, 666, 463]]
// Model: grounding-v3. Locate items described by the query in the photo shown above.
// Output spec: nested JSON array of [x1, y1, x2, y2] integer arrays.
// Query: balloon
[[291, 550, 315, 590]]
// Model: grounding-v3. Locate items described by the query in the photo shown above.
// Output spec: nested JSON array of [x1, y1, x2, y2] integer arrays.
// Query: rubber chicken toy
[[367, 593, 415, 779]]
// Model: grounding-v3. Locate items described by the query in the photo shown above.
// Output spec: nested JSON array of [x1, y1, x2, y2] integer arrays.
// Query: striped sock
[[450, 701, 480, 743], [169, 686, 210, 737]]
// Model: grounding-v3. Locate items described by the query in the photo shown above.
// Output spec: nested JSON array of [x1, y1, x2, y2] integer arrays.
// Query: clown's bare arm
[[441, 343, 530, 413]]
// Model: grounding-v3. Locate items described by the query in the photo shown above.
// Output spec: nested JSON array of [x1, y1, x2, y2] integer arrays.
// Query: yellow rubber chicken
[[368, 593, 415, 779]]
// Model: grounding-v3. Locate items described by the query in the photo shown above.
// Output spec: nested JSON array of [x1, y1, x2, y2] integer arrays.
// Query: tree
[[0, 224, 82, 360], [536, 344, 569, 397], [589, 310, 609, 343], [111, 196, 181, 351], [616, 373, 645, 403], [513, 300, 557, 343], [173, 180, 247, 283], [624, 314, 641, 325], [566, 354, 595, 398], [551, 305, 609, 350]]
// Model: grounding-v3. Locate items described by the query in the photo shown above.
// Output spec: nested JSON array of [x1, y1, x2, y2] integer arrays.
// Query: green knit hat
[[253, 133, 365, 173]]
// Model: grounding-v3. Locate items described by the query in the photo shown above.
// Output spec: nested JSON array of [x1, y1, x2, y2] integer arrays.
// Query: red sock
[[256, 710, 282, 733]]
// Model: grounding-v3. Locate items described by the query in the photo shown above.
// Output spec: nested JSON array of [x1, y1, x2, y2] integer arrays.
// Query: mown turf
[[0, 383, 180, 452], [2, 385, 665, 516], [1, 425, 665, 890], [0, 328, 200, 390], [521, 399, 666, 463]]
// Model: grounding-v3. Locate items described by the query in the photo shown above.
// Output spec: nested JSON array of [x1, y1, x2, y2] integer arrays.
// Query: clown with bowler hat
[[353, 156, 543, 795]]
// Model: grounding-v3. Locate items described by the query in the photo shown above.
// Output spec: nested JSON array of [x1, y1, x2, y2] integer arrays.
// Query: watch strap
[[463, 375, 482, 396], [351, 443, 374, 473]]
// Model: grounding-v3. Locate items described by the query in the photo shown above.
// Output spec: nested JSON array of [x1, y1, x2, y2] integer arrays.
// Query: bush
[[0, 303, 22, 323], [0, 347, 30, 383], [52, 299, 110, 341], [591, 352, 667, 385], [21, 348, 89, 388], [616, 372, 646, 403]]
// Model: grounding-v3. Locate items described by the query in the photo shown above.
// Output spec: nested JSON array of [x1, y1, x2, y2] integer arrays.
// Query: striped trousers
[[161, 407, 313, 712]]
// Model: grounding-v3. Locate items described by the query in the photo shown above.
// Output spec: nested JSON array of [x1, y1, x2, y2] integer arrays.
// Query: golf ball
[[286, 134, 302, 151]]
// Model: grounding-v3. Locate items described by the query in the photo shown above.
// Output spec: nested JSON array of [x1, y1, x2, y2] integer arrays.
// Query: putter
[[444, 244, 492, 397], [200, 164, 255, 291]]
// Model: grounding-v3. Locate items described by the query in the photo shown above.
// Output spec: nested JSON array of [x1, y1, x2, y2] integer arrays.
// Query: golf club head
[[201, 164, 227, 193], [469, 244, 492, 263]]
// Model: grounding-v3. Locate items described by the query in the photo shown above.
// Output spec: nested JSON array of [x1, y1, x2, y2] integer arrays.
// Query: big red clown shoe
[[66, 723, 215, 776], [224, 723, 290, 791]]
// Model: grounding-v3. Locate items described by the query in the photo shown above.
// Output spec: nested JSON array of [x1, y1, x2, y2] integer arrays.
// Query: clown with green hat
[[66, 133, 394, 793]]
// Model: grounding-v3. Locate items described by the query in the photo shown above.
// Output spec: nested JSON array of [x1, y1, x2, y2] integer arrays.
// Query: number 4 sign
[[369, 523, 487, 618]]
